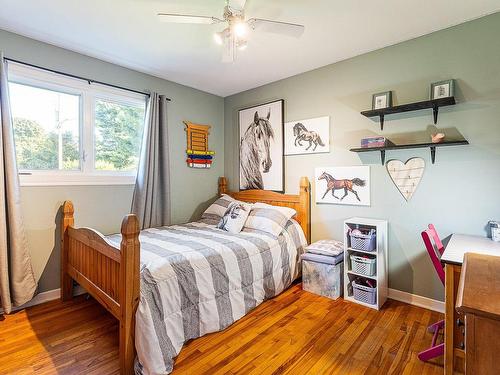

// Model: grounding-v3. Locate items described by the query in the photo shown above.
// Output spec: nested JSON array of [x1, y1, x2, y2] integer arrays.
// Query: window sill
[[19, 174, 136, 187]]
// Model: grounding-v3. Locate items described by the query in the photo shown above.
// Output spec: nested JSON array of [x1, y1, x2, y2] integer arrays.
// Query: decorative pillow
[[202, 194, 236, 220], [243, 202, 297, 236], [217, 201, 252, 234]]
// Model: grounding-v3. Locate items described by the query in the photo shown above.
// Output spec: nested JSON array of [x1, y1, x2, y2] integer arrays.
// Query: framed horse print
[[315, 166, 370, 206], [284, 116, 330, 155], [239, 99, 284, 192]]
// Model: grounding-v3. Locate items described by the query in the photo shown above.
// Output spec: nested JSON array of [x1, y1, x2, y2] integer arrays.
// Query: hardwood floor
[[0, 284, 443, 374]]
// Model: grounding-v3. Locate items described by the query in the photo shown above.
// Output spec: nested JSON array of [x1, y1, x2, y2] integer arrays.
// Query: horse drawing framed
[[315, 166, 370, 206], [284, 116, 329, 155], [239, 99, 284, 192]]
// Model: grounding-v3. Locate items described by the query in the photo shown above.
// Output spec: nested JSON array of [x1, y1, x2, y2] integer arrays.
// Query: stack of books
[[360, 137, 393, 148]]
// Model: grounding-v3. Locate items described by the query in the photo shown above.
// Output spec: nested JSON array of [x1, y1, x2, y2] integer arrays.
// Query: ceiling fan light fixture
[[233, 21, 248, 38], [237, 40, 248, 51]]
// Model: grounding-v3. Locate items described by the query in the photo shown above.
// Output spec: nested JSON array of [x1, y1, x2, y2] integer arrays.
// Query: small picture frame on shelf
[[372, 91, 392, 110], [430, 79, 454, 100]]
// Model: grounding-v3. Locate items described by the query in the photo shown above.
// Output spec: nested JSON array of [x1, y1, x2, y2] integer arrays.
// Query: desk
[[442, 234, 500, 374]]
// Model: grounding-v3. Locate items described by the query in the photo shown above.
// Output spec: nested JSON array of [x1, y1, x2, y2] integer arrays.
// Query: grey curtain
[[0, 53, 37, 314], [131, 92, 171, 229]]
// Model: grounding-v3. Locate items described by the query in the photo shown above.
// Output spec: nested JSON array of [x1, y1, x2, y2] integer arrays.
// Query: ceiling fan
[[157, 0, 305, 62]]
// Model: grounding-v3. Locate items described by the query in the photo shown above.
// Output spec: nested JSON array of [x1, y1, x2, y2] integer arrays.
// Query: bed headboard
[[218, 176, 311, 244]]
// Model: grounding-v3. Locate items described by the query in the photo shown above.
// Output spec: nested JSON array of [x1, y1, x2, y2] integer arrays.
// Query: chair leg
[[418, 343, 444, 362], [427, 319, 444, 333]]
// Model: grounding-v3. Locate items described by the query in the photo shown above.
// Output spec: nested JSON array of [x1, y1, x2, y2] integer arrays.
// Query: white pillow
[[217, 201, 252, 233], [202, 194, 236, 219], [244, 202, 297, 236]]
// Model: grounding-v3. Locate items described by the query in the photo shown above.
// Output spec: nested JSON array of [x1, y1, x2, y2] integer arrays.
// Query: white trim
[[0, 285, 87, 314], [19, 174, 136, 186], [388, 288, 445, 313]]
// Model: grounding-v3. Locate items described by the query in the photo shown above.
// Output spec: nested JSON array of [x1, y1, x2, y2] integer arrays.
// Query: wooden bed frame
[[60, 176, 310, 374]]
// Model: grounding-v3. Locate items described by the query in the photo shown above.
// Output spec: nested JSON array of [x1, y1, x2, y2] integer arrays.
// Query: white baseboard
[[388, 288, 444, 313], [1, 285, 87, 314]]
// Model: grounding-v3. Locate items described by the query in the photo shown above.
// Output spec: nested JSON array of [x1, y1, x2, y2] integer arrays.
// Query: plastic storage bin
[[350, 254, 376, 276], [302, 253, 343, 300], [349, 231, 376, 252], [352, 279, 377, 305]]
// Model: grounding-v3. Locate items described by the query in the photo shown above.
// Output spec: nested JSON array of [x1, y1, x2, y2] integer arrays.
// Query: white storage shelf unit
[[343, 217, 388, 310]]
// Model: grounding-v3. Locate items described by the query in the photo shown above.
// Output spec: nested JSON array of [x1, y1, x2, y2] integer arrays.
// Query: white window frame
[[8, 62, 147, 186]]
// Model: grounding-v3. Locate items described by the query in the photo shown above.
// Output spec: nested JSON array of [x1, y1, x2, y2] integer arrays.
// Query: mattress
[[106, 219, 307, 375]]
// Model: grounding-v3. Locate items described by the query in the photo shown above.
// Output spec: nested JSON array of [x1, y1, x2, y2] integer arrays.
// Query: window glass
[[94, 99, 145, 171], [9, 82, 80, 170]]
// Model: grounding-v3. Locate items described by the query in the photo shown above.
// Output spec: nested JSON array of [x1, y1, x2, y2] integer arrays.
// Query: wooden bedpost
[[219, 176, 228, 195], [61, 200, 74, 301], [299, 177, 311, 244], [119, 214, 140, 375]]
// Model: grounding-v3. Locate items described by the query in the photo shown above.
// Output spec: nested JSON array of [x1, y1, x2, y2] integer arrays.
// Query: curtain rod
[[4, 57, 171, 101]]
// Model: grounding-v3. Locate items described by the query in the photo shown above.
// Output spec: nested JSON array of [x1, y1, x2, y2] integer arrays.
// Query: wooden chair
[[418, 224, 445, 361]]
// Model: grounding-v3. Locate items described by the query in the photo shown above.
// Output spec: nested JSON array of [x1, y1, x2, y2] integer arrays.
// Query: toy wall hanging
[[184, 121, 215, 169], [386, 157, 425, 201]]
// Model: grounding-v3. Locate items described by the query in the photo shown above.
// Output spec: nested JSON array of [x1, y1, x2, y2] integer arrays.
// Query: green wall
[[0, 30, 224, 293], [224, 13, 500, 301]]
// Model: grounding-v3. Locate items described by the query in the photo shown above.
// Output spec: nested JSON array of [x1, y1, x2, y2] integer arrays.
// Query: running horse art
[[318, 171, 366, 201], [293, 122, 325, 151], [240, 110, 275, 190]]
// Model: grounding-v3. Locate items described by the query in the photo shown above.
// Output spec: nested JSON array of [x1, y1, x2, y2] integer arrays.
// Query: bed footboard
[[61, 201, 140, 375]]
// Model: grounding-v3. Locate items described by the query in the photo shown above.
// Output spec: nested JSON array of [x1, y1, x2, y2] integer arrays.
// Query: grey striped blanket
[[106, 219, 306, 375]]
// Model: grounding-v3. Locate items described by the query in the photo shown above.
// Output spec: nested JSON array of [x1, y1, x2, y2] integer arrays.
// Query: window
[[8, 63, 147, 185]]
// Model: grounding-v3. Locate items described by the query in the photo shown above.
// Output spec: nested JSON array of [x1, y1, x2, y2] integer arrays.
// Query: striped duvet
[[106, 218, 306, 375]]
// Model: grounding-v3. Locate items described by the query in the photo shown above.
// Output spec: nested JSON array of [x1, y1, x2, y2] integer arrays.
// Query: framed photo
[[284, 116, 329, 155], [372, 91, 392, 110], [430, 79, 454, 100], [315, 166, 370, 206], [239, 99, 284, 192]]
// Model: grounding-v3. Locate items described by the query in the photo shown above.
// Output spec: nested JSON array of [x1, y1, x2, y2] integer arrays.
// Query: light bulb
[[214, 32, 223, 45], [233, 22, 248, 38]]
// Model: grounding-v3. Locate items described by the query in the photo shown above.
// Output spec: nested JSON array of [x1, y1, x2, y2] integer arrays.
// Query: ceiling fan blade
[[157, 13, 223, 24], [247, 18, 305, 38], [229, 0, 247, 11]]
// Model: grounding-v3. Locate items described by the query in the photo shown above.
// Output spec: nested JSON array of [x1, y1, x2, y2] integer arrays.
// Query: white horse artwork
[[284, 116, 329, 155], [239, 100, 284, 191]]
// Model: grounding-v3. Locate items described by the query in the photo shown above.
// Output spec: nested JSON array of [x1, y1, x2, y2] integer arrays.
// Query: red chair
[[418, 224, 445, 362]]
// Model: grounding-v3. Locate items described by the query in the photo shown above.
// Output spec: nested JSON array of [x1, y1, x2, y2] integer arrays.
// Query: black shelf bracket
[[380, 150, 386, 165], [433, 106, 439, 124], [380, 114, 384, 131], [430, 146, 436, 164]]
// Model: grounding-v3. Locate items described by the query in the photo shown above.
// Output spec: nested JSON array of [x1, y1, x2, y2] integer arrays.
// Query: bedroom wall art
[[239, 99, 284, 192], [184, 121, 215, 169], [284, 116, 330, 155], [386, 157, 425, 201], [315, 166, 370, 206]]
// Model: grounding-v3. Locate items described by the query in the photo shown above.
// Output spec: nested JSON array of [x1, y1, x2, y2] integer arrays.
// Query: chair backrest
[[422, 229, 445, 285], [427, 224, 444, 255]]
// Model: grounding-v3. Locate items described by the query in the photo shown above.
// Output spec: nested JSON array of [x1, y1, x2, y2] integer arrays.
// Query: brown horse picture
[[318, 171, 366, 201]]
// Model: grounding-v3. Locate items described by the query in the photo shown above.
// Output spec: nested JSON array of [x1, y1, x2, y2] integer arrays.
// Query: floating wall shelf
[[350, 139, 469, 165], [361, 96, 456, 130]]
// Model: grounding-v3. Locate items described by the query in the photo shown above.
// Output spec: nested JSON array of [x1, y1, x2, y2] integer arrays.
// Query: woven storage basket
[[350, 254, 376, 276], [349, 232, 376, 252], [352, 279, 377, 305]]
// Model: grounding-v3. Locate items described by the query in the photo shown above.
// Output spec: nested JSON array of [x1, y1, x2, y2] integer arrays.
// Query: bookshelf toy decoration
[[184, 121, 215, 169]]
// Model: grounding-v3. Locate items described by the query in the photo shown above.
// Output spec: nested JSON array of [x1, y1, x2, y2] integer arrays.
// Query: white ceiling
[[0, 1, 499, 97]]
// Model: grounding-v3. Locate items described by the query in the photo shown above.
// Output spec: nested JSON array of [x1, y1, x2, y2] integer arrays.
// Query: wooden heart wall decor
[[386, 157, 425, 201]]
